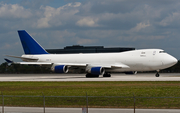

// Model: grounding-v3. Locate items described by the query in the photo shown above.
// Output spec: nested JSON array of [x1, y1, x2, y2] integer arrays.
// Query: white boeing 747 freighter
[[5, 30, 177, 77]]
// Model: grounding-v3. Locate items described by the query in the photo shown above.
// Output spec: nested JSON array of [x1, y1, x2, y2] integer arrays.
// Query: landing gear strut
[[103, 73, 111, 77]]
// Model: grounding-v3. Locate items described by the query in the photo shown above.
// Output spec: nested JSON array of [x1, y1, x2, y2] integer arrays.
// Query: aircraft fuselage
[[22, 49, 177, 72]]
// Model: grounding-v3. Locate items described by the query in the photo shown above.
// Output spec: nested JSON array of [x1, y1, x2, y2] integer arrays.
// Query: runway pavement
[[1, 107, 180, 113], [0, 73, 180, 81]]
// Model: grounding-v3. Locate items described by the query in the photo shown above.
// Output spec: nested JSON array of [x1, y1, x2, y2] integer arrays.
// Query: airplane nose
[[173, 57, 178, 65], [163, 55, 178, 67]]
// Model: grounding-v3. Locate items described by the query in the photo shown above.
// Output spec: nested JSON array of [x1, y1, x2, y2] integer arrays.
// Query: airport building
[[46, 45, 135, 54]]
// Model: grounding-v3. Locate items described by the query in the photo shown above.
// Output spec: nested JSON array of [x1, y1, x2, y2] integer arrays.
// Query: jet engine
[[86, 67, 105, 75], [52, 65, 68, 73], [125, 71, 137, 75]]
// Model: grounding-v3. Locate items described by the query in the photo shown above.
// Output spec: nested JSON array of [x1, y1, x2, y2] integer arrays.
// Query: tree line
[[0, 61, 180, 74], [0, 63, 51, 74]]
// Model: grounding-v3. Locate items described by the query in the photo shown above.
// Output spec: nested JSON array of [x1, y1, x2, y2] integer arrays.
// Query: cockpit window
[[159, 51, 166, 53]]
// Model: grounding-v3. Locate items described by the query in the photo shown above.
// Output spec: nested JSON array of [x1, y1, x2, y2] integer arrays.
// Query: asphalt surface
[[0, 107, 180, 113], [0, 73, 180, 81]]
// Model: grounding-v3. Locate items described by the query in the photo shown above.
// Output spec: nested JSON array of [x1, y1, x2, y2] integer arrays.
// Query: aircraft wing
[[7, 61, 87, 67], [89, 63, 130, 68], [51, 63, 129, 68], [5, 58, 129, 69], [111, 64, 129, 68]]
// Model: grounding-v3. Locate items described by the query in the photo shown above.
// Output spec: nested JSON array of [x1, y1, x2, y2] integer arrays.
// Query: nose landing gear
[[155, 72, 160, 77], [155, 70, 160, 77]]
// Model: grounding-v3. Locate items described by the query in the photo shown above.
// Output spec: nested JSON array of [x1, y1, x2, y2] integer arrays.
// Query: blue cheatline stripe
[[18, 30, 49, 55]]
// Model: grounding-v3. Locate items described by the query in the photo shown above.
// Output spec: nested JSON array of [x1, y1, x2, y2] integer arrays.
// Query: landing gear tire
[[86, 73, 99, 78], [103, 73, 111, 77], [155, 72, 160, 77]]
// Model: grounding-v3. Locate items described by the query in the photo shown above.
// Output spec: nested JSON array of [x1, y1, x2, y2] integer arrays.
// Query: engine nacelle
[[90, 67, 105, 75], [53, 65, 68, 73], [125, 71, 137, 75]]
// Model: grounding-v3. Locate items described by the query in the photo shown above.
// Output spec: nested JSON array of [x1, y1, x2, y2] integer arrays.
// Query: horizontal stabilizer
[[4, 58, 13, 63], [6, 55, 39, 61], [15, 62, 52, 65]]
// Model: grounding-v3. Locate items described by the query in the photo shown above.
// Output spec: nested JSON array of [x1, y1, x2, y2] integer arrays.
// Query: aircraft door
[[153, 51, 156, 56]]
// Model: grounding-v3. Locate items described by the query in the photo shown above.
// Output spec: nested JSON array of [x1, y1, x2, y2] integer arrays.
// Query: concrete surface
[[0, 107, 180, 113], [0, 73, 180, 81]]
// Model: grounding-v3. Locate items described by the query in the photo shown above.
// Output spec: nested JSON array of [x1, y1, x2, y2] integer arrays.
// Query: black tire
[[86, 73, 99, 78], [155, 73, 160, 77], [103, 73, 111, 77]]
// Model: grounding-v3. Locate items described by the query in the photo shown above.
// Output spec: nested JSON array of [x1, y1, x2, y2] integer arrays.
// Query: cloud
[[36, 6, 56, 28], [131, 21, 150, 32], [76, 38, 96, 45], [159, 12, 180, 27], [36, 2, 81, 28], [0, 3, 32, 19], [76, 17, 99, 27], [1, 0, 180, 64]]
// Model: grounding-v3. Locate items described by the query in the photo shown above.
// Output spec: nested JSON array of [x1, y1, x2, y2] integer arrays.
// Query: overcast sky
[[1, 0, 180, 63]]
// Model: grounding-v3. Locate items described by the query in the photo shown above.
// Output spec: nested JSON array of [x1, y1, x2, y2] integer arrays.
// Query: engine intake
[[53, 65, 68, 73]]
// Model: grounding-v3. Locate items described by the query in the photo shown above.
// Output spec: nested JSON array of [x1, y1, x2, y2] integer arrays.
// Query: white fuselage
[[21, 49, 177, 73]]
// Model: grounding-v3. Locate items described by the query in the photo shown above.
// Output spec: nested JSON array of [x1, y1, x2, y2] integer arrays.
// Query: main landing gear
[[103, 73, 111, 77], [86, 73, 99, 78], [85, 73, 111, 78]]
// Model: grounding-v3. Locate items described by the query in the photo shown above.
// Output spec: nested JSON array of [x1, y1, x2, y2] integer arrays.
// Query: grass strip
[[0, 81, 179, 108]]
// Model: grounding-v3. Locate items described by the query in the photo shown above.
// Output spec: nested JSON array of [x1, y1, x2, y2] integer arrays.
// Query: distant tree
[[0, 62, 8, 73], [0, 62, 53, 74]]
